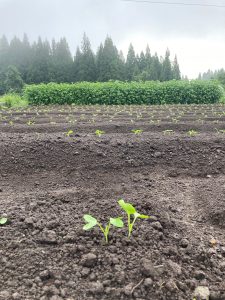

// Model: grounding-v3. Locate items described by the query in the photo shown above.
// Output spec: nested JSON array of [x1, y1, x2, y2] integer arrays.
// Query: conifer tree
[[51, 37, 73, 82], [172, 55, 181, 80], [126, 43, 138, 81], [74, 33, 96, 81], [96, 36, 125, 81], [161, 49, 173, 81]]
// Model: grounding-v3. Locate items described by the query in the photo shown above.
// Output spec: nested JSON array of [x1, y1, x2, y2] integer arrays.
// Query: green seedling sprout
[[0, 217, 8, 225], [131, 129, 143, 135], [118, 199, 149, 238], [27, 119, 35, 126], [83, 214, 123, 243], [215, 128, 225, 134], [65, 129, 74, 137], [95, 129, 105, 137], [187, 130, 198, 137]]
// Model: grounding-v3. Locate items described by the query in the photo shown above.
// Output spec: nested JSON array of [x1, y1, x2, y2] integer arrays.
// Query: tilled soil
[[0, 104, 225, 300]]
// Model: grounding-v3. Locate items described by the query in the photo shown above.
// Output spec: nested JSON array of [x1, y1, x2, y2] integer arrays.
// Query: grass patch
[[0, 93, 28, 108]]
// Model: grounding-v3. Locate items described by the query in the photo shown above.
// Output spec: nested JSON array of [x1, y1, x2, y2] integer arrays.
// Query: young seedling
[[187, 130, 198, 137], [65, 129, 74, 137], [215, 128, 225, 134], [83, 214, 123, 243], [131, 129, 143, 135], [0, 217, 8, 225], [118, 199, 149, 238], [95, 129, 105, 137], [27, 119, 35, 126]]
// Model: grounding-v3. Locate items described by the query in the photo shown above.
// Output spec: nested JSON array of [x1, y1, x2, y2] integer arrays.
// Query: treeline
[[198, 69, 225, 85], [0, 33, 181, 94]]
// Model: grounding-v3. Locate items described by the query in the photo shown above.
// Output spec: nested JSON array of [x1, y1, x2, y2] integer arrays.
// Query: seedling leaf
[[83, 223, 96, 230], [83, 214, 97, 230], [0, 217, 8, 225], [84, 214, 97, 224], [118, 199, 136, 214], [110, 217, 124, 228]]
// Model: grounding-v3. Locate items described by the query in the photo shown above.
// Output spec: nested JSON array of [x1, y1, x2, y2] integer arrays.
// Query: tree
[[96, 36, 125, 81], [216, 69, 225, 85], [0, 70, 6, 95], [172, 55, 181, 80], [4, 65, 24, 93], [27, 37, 51, 83], [149, 53, 162, 80], [51, 37, 73, 82], [0, 35, 9, 70], [145, 45, 152, 70], [161, 49, 173, 81], [74, 33, 96, 81], [138, 51, 146, 73], [126, 43, 138, 81]]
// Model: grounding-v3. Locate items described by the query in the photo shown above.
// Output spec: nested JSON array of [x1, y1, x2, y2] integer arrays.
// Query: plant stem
[[128, 214, 131, 238], [98, 222, 109, 243]]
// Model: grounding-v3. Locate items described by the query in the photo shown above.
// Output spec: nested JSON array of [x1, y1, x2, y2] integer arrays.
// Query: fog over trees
[[0, 33, 181, 94]]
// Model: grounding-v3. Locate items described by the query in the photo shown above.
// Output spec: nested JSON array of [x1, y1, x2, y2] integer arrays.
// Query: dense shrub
[[24, 80, 223, 105]]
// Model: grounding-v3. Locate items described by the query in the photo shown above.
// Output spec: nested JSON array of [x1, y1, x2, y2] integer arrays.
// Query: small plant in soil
[[95, 129, 105, 137], [215, 128, 225, 134], [131, 129, 143, 135], [118, 199, 149, 238], [27, 119, 35, 126], [187, 130, 198, 137], [0, 217, 8, 225], [83, 214, 124, 243], [65, 129, 74, 137]]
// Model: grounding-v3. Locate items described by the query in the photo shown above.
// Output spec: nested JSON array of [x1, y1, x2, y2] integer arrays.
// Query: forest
[[0, 33, 181, 95]]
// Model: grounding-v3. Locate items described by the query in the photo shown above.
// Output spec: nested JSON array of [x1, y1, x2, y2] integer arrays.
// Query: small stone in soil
[[180, 238, 189, 248], [141, 259, 162, 278], [89, 281, 104, 294], [80, 253, 97, 267], [151, 221, 163, 231], [144, 278, 153, 287]]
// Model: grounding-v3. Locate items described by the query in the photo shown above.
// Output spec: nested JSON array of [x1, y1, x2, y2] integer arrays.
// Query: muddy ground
[[0, 104, 225, 300]]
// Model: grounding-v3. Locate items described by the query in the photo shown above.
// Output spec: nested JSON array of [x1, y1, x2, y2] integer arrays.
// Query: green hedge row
[[24, 80, 223, 105]]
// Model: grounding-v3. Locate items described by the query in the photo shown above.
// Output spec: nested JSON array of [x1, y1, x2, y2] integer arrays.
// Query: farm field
[[1, 104, 225, 300]]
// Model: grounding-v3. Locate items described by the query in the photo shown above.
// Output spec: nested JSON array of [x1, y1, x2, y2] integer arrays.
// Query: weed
[[95, 129, 105, 137], [0, 93, 28, 108], [27, 119, 35, 126], [131, 129, 143, 135], [83, 214, 123, 243], [65, 129, 74, 137], [118, 199, 149, 238], [187, 130, 198, 137]]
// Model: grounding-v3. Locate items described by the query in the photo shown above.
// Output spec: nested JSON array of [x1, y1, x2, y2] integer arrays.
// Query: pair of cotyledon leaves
[[83, 215, 123, 230], [83, 199, 149, 230]]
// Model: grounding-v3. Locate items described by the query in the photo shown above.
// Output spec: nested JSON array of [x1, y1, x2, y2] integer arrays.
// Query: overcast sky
[[0, 0, 225, 78]]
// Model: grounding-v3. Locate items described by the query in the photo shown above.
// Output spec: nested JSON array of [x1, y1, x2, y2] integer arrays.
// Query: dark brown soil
[[1, 104, 225, 300]]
